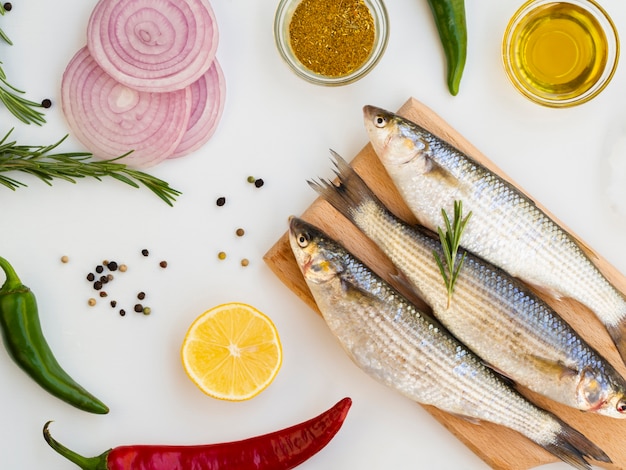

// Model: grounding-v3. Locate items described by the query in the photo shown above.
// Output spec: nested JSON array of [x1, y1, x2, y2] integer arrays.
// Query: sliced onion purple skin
[[87, 0, 219, 93], [60, 0, 226, 168], [61, 46, 192, 169], [169, 59, 226, 159]]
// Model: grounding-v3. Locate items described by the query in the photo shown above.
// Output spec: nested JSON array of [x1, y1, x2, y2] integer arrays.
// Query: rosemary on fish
[[0, 130, 181, 206], [0, 5, 47, 125], [433, 200, 472, 308]]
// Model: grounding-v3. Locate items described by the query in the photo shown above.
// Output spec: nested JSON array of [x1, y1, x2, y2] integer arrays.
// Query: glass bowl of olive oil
[[274, 0, 389, 86], [502, 0, 619, 107]]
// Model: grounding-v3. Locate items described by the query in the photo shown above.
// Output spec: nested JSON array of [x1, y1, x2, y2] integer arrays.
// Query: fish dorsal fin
[[572, 235, 601, 263], [527, 355, 578, 379]]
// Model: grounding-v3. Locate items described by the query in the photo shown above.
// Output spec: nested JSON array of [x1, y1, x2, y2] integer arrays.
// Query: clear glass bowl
[[274, 0, 389, 86], [502, 0, 619, 107]]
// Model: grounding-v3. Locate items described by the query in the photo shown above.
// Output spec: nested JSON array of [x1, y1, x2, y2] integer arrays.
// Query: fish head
[[288, 217, 343, 285], [363, 105, 430, 170], [576, 367, 626, 418]]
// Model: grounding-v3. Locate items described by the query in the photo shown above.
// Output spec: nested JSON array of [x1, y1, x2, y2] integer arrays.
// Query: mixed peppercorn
[[79, 249, 167, 316], [212, 175, 267, 266]]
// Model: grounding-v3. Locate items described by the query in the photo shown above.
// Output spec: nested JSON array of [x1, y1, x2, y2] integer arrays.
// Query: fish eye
[[617, 400, 626, 413], [374, 115, 387, 128], [297, 232, 310, 248]]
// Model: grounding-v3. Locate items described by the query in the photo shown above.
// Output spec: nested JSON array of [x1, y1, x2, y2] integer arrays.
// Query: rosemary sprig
[[433, 200, 472, 308], [0, 5, 47, 125], [0, 129, 181, 206], [0, 69, 47, 125]]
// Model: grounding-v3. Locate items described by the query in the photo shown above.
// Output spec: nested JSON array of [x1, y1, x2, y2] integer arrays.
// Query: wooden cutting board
[[263, 97, 626, 470]]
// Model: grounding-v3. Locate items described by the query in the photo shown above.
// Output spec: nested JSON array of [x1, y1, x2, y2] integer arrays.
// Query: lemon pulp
[[181, 302, 282, 401]]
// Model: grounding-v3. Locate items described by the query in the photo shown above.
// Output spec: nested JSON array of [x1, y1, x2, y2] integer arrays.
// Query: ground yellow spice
[[289, 0, 375, 77]]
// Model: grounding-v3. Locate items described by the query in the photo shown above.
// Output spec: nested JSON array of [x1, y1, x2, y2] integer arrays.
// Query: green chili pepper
[[0, 256, 109, 414], [426, 0, 467, 95]]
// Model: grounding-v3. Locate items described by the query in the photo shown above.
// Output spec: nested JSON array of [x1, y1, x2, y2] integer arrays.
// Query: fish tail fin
[[308, 150, 382, 225], [541, 418, 611, 470], [606, 318, 626, 365]]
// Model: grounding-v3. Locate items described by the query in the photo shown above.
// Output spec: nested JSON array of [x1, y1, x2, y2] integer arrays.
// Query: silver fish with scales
[[288, 216, 610, 470], [311, 154, 626, 418], [363, 105, 626, 366]]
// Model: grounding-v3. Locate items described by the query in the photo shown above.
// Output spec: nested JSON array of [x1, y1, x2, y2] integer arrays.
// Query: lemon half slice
[[181, 302, 283, 401]]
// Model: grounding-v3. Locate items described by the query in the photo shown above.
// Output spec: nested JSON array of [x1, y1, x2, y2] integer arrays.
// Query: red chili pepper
[[43, 397, 351, 470]]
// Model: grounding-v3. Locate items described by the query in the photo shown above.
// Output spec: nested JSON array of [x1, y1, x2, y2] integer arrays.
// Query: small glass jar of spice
[[274, 0, 389, 85]]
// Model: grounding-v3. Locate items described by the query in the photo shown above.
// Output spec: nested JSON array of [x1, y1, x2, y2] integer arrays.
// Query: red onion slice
[[61, 46, 191, 168], [87, 0, 219, 93], [169, 59, 225, 159]]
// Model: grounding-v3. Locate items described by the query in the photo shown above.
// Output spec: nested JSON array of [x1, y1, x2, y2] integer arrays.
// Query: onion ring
[[61, 46, 192, 168], [170, 59, 225, 159], [87, 0, 219, 92]]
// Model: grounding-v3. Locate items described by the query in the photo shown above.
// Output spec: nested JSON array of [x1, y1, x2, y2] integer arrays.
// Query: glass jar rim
[[273, 0, 390, 86], [502, 0, 620, 107]]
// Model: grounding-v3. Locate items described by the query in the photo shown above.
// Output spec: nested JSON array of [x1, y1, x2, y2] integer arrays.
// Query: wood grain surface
[[263, 97, 626, 470]]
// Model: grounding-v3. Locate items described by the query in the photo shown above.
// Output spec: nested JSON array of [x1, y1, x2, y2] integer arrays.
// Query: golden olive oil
[[508, 2, 608, 102]]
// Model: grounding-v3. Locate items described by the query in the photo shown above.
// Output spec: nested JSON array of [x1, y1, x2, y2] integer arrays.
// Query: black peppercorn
[[216, 196, 226, 206], [141, 249, 149, 256], [95, 265, 104, 273], [3, 3, 12, 12], [134, 304, 143, 313], [254, 178, 264, 188], [41, 98, 52, 108], [93, 281, 103, 290], [137, 292, 146, 300], [107, 261, 118, 271], [86, 273, 95, 282], [119, 309, 126, 316]]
